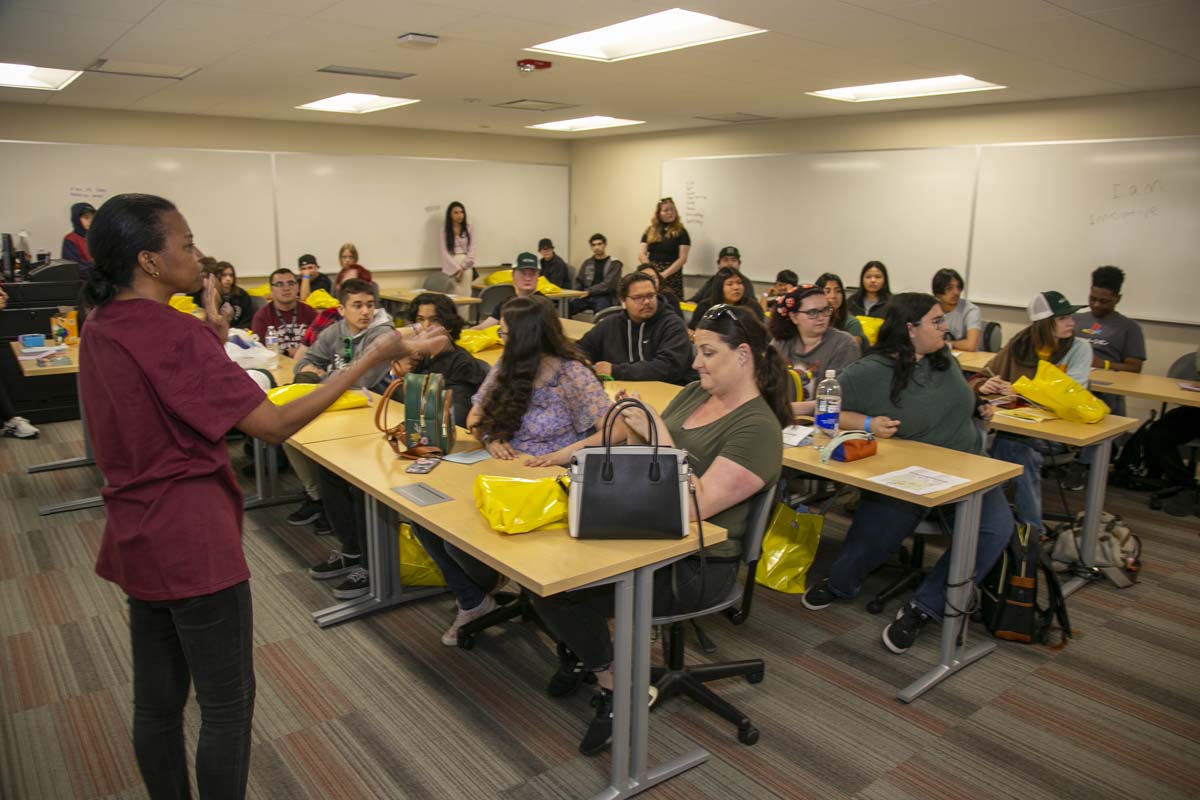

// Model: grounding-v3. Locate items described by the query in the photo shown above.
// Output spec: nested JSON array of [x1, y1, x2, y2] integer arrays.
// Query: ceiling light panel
[[0, 62, 83, 91], [807, 74, 1006, 102], [318, 65, 416, 81], [527, 116, 645, 132], [527, 9, 767, 62], [296, 93, 419, 114]]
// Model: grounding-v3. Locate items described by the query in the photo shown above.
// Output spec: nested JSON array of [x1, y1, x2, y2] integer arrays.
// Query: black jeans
[[128, 581, 255, 800], [318, 466, 367, 565], [0, 377, 17, 420]]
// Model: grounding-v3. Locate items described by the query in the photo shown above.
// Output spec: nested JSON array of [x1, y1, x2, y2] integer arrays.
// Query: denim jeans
[[128, 581, 255, 800], [317, 467, 366, 564], [410, 524, 498, 611], [826, 487, 1013, 621]]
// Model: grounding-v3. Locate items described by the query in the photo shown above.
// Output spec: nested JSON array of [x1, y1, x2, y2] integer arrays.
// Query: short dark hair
[[338, 278, 375, 304], [269, 267, 295, 283], [407, 291, 465, 340], [1091, 265, 1124, 294], [931, 268, 965, 296], [589, 232, 607, 245], [84, 193, 178, 308], [775, 269, 798, 285], [619, 271, 656, 299]]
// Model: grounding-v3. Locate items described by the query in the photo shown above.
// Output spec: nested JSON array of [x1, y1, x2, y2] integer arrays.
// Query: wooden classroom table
[[953, 350, 992, 373], [471, 278, 587, 317], [9, 340, 80, 377], [473, 317, 594, 366], [291, 429, 726, 799], [377, 288, 481, 317]]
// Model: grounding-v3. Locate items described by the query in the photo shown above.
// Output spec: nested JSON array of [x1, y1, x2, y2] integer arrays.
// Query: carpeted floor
[[2, 420, 1198, 799]]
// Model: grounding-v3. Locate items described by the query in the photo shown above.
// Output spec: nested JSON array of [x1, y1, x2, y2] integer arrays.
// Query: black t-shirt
[[588, 256, 611, 287], [641, 228, 691, 266]]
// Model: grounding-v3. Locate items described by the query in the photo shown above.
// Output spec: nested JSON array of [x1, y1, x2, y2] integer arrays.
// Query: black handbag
[[567, 398, 692, 540]]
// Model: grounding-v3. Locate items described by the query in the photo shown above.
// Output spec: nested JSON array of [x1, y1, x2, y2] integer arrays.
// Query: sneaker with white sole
[[332, 568, 370, 600], [882, 602, 931, 654], [308, 551, 361, 580], [287, 499, 323, 526], [801, 578, 836, 611], [441, 595, 497, 646], [2, 416, 39, 439]]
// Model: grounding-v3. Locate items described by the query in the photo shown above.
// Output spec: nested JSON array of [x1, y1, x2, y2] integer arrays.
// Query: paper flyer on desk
[[869, 466, 969, 496]]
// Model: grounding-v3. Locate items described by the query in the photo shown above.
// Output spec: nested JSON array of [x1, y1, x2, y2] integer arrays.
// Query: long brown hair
[[644, 198, 686, 244], [1028, 317, 1061, 354]]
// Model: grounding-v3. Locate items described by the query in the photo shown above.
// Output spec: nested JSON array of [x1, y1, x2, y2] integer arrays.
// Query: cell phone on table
[[405, 457, 441, 474]]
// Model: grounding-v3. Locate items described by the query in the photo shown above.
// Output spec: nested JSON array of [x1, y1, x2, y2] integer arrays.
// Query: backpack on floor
[[1049, 511, 1141, 589], [980, 523, 1072, 648]]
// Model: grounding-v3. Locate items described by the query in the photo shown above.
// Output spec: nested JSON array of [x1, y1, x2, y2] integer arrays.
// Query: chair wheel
[[746, 671, 764, 684], [738, 725, 759, 745], [457, 634, 475, 650], [866, 599, 883, 615]]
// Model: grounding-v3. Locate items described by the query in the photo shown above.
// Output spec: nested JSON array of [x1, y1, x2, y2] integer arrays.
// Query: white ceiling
[[1, 0, 1197, 138]]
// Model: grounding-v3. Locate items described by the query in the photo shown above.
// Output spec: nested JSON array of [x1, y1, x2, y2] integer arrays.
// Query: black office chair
[[591, 305, 623, 324], [1149, 353, 1200, 508], [477, 284, 515, 320], [866, 507, 952, 615], [422, 272, 456, 294], [649, 485, 776, 745], [981, 320, 1002, 353]]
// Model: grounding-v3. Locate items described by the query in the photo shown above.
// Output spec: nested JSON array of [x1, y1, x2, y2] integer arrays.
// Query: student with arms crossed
[[250, 267, 316, 357], [78, 193, 436, 800], [439, 201, 475, 295], [537, 237, 571, 290], [576, 272, 692, 384]]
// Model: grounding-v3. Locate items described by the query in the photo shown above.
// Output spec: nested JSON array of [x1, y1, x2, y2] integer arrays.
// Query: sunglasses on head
[[700, 303, 752, 342]]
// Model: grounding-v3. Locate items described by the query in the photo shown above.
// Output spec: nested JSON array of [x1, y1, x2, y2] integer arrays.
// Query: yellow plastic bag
[[856, 315, 883, 347], [304, 288, 339, 309], [473, 474, 568, 534], [1012, 360, 1110, 424], [535, 276, 561, 295], [246, 282, 271, 298], [168, 295, 197, 314], [458, 326, 501, 354], [266, 383, 369, 412], [484, 269, 513, 285], [754, 503, 823, 594], [399, 523, 446, 586]]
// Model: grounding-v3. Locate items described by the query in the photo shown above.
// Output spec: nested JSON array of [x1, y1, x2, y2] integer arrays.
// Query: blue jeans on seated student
[[568, 294, 615, 317], [410, 524, 499, 610], [989, 434, 1072, 534], [128, 581, 255, 800], [826, 486, 1012, 621]]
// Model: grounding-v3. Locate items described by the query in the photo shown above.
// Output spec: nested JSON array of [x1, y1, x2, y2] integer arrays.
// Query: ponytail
[[755, 346, 793, 427]]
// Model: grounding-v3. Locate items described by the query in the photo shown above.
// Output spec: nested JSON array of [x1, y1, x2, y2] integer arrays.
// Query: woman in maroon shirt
[[79, 194, 441, 799]]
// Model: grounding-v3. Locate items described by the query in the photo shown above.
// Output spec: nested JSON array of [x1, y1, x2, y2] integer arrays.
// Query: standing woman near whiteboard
[[638, 197, 690, 297], [847, 260, 892, 319], [440, 201, 476, 295]]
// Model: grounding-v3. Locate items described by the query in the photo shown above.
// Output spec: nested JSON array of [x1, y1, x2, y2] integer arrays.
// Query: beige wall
[[568, 87, 1200, 387]]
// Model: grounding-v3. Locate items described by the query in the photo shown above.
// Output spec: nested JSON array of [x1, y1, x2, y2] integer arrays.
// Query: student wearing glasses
[[769, 284, 860, 402], [250, 268, 316, 357], [802, 293, 1012, 655], [638, 197, 690, 297], [526, 303, 788, 755], [576, 271, 692, 384], [815, 272, 866, 347], [636, 263, 683, 319]]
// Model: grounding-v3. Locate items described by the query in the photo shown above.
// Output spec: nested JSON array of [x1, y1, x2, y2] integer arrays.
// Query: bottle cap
[[825, 369, 835, 378]]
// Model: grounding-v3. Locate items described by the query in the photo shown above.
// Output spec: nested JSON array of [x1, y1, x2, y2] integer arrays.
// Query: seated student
[[637, 263, 682, 319], [689, 266, 765, 332], [802, 293, 1012, 654], [568, 233, 623, 316], [283, 279, 395, 531], [297, 253, 332, 300], [537, 237, 571, 290], [411, 296, 610, 645], [214, 260, 255, 327], [293, 264, 374, 362], [525, 304, 787, 755], [61, 202, 95, 270], [974, 291, 1091, 532], [311, 296, 488, 600], [250, 268, 316, 357], [1147, 404, 1200, 517], [760, 269, 799, 313], [846, 260, 892, 319], [576, 272, 691, 384], [769, 284, 860, 400], [687, 245, 742, 304], [932, 267, 982, 352], [475, 252, 545, 329], [816, 272, 866, 347], [0, 282, 38, 438], [1074, 265, 1146, 415]]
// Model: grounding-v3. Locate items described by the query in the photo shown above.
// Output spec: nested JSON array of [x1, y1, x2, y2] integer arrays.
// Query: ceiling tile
[[4, 0, 160, 23], [1084, 0, 1200, 60], [0, 7, 134, 69], [45, 72, 173, 109]]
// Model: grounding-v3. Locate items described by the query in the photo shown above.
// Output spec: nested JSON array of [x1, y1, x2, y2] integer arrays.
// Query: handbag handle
[[818, 430, 874, 464], [375, 375, 404, 435], [598, 397, 663, 482]]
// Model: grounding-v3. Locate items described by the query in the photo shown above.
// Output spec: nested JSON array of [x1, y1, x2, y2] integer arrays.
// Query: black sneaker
[[313, 512, 333, 535], [547, 643, 595, 698], [308, 551, 361, 580], [801, 578, 836, 611], [332, 568, 370, 599], [287, 499, 323, 526], [882, 603, 931, 654], [1063, 462, 1088, 492], [579, 690, 613, 756]]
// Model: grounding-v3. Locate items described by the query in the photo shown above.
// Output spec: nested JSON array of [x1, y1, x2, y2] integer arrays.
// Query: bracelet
[[863, 415, 873, 433]]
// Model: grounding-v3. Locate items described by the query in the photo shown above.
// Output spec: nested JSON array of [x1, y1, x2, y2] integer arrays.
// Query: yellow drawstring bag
[[458, 326, 502, 354], [473, 474, 569, 534], [168, 295, 197, 313], [266, 384, 369, 412], [755, 503, 823, 594], [399, 523, 446, 586], [856, 315, 883, 347], [246, 282, 271, 298], [535, 276, 561, 295], [303, 288, 339, 309], [1012, 361, 1110, 424], [484, 269, 513, 285]]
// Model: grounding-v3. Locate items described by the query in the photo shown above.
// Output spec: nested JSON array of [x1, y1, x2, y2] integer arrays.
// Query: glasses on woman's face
[[792, 306, 834, 320], [914, 315, 948, 329]]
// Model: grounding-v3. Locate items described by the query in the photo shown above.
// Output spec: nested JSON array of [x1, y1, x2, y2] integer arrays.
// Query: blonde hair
[[644, 198, 686, 244], [338, 242, 359, 262]]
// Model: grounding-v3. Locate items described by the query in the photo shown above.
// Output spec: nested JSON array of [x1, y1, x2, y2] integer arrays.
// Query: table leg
[[558, 296, 571, 318], [312, 496, 443, 628], [898, 490, 996, 703], [1060, 436, 1114, 597], [244, 438, 306, 510], [28, 376, 95, 474]]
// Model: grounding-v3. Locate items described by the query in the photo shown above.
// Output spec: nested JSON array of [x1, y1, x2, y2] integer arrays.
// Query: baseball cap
[[514, 251, 539, 271], [537, 238, 554, 251], [1027, 290, 1085, 322], [297, 253, 317, 267], [718, 245, 740, 260]]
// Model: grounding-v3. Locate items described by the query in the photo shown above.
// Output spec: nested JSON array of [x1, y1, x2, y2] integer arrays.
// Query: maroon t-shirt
[[80, 299, 266, 601]]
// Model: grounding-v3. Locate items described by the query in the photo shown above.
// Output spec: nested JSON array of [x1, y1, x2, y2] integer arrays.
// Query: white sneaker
[[441, 594, 497, 646], [2, 416, 39, 439]]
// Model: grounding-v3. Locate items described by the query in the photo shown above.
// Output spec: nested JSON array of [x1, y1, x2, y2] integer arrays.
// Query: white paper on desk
[[1179, 382, 1200, 393], [782, 425, 814, 447], [443, 449, 491, 464], [869, 466, 970, 496], [18, 345, 67, 359]]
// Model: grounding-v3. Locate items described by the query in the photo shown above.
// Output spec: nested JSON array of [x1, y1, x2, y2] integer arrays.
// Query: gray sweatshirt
[[294, 308, 394, 392]]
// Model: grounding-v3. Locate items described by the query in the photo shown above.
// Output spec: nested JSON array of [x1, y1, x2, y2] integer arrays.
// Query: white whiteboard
[[274, 154, 569, 271], [661, 148, 979, 291], [0, 140, 277, 271], [969, 137, 1200, 324]]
